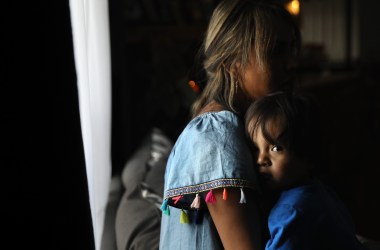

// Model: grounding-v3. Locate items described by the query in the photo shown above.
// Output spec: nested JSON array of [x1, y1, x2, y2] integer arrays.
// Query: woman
[[160, 0, 301, 249]]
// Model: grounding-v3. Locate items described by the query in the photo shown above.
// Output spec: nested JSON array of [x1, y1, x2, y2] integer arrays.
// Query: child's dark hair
[[245, 91, 322, 167]]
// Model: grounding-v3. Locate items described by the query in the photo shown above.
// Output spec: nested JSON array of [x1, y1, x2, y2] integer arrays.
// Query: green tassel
[[180, 209, 189, 224], [163, 206, 170, 216], [160, 199, 168, 211], [161, 199, 170, 216]]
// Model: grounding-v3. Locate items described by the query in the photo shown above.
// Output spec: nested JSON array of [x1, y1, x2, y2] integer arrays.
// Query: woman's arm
[[207, 188, 262, 250]]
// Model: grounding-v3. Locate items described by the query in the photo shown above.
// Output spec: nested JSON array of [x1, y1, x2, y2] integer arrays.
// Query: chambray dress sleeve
[[163, 110, 259, 207], [160, 111, 260, 250]]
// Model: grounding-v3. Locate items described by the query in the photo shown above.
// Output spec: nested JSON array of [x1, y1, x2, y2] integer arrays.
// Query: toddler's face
[[249, 119, 310, 190]]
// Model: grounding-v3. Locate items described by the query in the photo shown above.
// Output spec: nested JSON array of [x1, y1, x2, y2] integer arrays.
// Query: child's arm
[[207, 188, 262, 250]]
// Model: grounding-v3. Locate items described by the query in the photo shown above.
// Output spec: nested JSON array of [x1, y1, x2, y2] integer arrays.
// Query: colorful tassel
[[223, 188, 228, 200], [172, 195, 183, 205], [163, 205, 170, 216], [205, 189, 216, 203], [160, 199, 168, 211], [193, 210, 203, 224], [160, 199, 170, 215], [190, 194, 201, 209], [180, 209, 189, 224], [239, 188, 246, 204]]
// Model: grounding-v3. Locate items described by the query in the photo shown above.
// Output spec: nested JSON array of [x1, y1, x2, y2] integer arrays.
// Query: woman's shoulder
[[164, 109, 257, 198], [186, 110, 242, 134], [175, 110, 246, 150]]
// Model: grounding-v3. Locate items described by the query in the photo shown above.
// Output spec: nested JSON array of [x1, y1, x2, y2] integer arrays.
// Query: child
[[245, 91, 365, 250]]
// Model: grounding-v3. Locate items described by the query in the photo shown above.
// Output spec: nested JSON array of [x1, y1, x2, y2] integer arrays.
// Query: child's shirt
[[160, 110, 260, 250], [266, 180, 365, 250]]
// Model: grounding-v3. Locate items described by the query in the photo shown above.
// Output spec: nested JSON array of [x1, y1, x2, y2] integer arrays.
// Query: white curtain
[[69, 0, 112, 249]]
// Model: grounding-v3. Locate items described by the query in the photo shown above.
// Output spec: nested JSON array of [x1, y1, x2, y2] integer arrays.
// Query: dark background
[[3, 0, 379, 249]]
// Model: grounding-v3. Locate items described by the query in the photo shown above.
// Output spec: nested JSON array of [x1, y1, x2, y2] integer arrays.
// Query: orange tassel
[[223, 188, 227, 200]]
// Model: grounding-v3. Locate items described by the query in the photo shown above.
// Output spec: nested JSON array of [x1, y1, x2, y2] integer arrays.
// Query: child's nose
[[257, 152, 271, 167]]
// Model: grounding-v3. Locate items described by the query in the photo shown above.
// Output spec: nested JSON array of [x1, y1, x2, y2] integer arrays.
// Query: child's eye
[[271, 145, 283, 152]]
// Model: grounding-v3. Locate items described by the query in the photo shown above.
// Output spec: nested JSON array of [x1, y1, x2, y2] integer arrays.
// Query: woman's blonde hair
[[192, 0, 300, 117]]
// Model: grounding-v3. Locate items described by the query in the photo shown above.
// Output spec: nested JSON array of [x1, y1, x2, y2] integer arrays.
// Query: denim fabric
[[160, 110, 259, 250], [160, 208, 223, 250]]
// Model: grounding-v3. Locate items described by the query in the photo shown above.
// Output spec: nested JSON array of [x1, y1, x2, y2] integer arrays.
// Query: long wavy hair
[[191, 0, 301, 117]]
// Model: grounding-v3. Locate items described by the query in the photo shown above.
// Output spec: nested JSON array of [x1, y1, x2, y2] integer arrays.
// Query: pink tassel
[[190, 194, 201, 209], [239, 188, 246, 204], [172, 195, 183, 205], [223, 188, 227, 201], [205, 189, 216, 203]]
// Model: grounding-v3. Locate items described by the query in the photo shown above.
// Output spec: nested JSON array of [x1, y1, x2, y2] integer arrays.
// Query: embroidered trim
[[164, 178, 254, 199]]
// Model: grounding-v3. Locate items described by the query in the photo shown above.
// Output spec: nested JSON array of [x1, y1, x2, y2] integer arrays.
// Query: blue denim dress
[[160, 110, 259, 250]]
